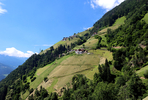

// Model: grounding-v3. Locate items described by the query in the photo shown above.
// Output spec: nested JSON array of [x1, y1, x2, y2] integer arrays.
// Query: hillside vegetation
[[22, 49, 112, 99], [1, 0, 148, 100], [41, 30, 91, 54]]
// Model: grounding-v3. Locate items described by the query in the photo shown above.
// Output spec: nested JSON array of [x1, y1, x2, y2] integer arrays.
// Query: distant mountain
[[0, 63, 13, 81], [0, 54, 27, 69]]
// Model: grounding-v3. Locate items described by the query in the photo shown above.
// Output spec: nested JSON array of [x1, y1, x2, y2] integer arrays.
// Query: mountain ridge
[[0, 63, 13, 81], [0, 54, 27, 69]]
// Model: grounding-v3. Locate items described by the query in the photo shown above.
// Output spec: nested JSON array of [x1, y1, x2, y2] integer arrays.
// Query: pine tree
[[98, 64, 102, 74], [105, 59, 111, 82]]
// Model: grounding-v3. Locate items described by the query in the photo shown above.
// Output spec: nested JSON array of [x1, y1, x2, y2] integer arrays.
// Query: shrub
[[24, 83, 30, 89], [44, 77, 48, 82], [22, 75, 26, 81], [135, 67, 140, 71], [29, 88, 34, 94], [31, 77, 36, 82], [142, 61, 148, 68], [108, 61, 112, 65], [24, 80, 27, 83]]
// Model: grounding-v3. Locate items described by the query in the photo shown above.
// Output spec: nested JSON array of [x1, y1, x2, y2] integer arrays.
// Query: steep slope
[[91, 0, 147, 33], [40, 29, 91, 55], [22, 49, 112, 99], [1, 0, 148, 100], [1, 13, 130, 100], [21, 16, 124, 99], [20, 16, 127, 99], [42, 16, 126, 53]]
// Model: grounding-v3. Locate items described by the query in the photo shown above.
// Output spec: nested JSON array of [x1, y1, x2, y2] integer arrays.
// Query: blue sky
[[0, 0, 124, 58]]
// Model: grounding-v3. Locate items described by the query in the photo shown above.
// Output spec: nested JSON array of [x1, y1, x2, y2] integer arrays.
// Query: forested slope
[[1, 0, 148, 100]]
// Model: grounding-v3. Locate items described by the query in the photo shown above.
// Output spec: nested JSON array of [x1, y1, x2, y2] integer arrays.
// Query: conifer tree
[[98, 64, 102, 74], [105, 59, 111, 82]]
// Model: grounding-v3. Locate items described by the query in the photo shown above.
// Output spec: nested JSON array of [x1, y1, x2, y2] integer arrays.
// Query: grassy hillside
[[40, 30, 91, 54], [98, 16, 126, 34], [73, 37, 98, 50], [33, 16, 124, 96], [136, 65, 148, 83], [136, 65, 148, 77], [2, 0, 148, 99], [113, 16, 126, 26], [143, 13, 148, 24], [23, 48, 113, 99], [8, 15, 128, 100], [74, 16, 126, 50], [77, 29, 91, 36], [136, 65, 148, 100], [41, 16, 126, 55]]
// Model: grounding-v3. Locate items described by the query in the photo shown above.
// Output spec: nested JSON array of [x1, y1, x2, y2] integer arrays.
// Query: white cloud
[[0, 47, 34, 58], [0, 2, 7, 14], [90, 0, 125, 11]]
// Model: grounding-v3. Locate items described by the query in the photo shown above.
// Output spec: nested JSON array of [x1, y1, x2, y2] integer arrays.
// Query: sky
[[0, 0, 124, 58]]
